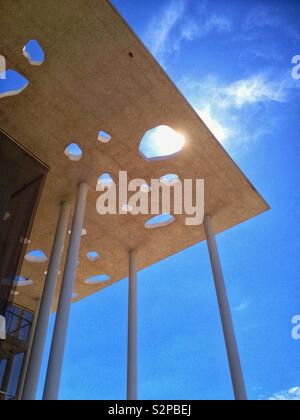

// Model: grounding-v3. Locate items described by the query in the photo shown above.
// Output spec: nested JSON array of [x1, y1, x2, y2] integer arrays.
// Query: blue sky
[[35, 0, 300, 400]]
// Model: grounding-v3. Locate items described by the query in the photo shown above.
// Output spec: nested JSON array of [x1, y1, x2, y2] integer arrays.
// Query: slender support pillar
[[203, 215, 247, 401], [22, 202, 70, 400], [127, 249, 137, 401], [18, 299, 41, 400], [43, 183, 88, 400]]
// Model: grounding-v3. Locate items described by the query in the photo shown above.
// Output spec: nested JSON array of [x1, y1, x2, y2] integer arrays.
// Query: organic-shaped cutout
[[160, 174, 179, 186], [139, 125, 185, 161], [23, 40, 45, 65], [121, 204, 134, 213], [25, 250, 48, 263], [0, 69, 29, 99], [97, 173, 114, 190], [98, 131, 112, 144], [145, 214, 176, 229], [15, 276, 34, 287], [84, 274, 110, 285], [87, 251, 100, 262], [64, 143, 83, 161], [140, 183, 151, 193]]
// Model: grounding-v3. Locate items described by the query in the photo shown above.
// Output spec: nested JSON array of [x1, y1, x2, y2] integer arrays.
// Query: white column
[[127, 249, 137, 400], [43, 183, 88, 401], [22, 202, 70, 400], [18, 298, 41, 400], [203, 215, 247, 401]]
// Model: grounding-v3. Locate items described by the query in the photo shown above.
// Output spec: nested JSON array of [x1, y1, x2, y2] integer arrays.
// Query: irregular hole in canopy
[[98, 130, 112, 144], [140, 183, 151, 193], [145, 214, 176, 229], [23, 40, 45, 66], [84, 274, 111, 285], [86, 252, 100, 262], [121, 204, 134, 213], [160, 174, 180, 186], [0, 69, 29, 99], [96, 173, 114, 190], [64, 143, 83, 161], [15, 276, 34, 287], [25, 250, 48, 263], [139, 125, 185, 161]]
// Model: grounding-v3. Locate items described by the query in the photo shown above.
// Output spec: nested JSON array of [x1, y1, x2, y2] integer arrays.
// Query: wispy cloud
[[180, 14, 232, 42], [236, 4, 300, 64], [244, 5, 282, 31], [233, 301, 250, 313], [222, 75, 286, 108], [196, 105, 229, 144], [144, 0, 299, 152], [145, 0, 186, 62], [184, 73, 291, 110], [144, 0, 232, 66], [268, 386, 300, 401], [180, 71, 299, 150]]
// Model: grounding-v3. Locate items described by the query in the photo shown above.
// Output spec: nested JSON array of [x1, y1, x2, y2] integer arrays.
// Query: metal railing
[[0, 390, 15, 400], [4, 305, 33, 343], [0, 304, 34, 400]]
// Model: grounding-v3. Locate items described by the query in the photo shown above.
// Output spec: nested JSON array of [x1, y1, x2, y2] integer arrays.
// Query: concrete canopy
[[0, 0, 269, 311]]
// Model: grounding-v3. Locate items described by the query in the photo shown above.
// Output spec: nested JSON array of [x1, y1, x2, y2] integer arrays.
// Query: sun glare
[[140, 125, 186, 161]]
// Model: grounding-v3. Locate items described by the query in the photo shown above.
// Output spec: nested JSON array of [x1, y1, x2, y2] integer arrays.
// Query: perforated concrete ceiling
[[0, 0, 269, 311]]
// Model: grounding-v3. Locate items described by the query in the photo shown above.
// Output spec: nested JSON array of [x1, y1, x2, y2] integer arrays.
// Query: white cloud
[[268, 386, 300, 401], [190, 74, 288, 110], [223, 75, 286, 108], [181, 14, 232, 42], [233, 301, 249, 312], [179, 71, 298, 151], [196, 105, 229, 144], [203, 14, 232, 34], [144, 0, 186, 62], [144, 0, 232, 65], [244, 5, 282, 31], [182, 73, 290, 111]]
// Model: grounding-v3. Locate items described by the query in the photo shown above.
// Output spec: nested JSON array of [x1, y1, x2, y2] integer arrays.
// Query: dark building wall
[[0, 129, 48, 315], [0, 130, 48, 399]]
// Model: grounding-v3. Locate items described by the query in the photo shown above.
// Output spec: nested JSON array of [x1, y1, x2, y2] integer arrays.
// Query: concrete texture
[[0, 0, 269, 311]]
